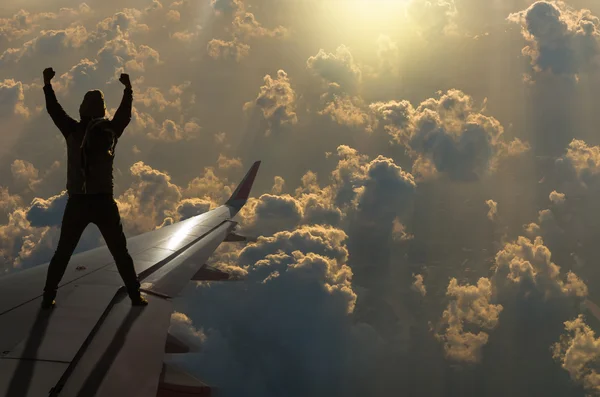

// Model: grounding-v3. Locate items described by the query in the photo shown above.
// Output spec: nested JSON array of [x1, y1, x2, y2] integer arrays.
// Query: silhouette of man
[[41, 67, 148, 309]]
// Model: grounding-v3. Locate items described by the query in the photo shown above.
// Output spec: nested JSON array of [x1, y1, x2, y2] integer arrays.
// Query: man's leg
[[43, 195, 89, 308], [94, 196, 147, 306]]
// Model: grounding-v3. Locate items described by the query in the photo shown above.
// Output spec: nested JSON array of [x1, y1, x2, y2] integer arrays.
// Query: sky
[[4, 0, 600, 395]]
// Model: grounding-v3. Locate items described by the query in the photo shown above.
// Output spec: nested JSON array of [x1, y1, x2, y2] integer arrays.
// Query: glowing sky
[[2, 0, 600, 396]]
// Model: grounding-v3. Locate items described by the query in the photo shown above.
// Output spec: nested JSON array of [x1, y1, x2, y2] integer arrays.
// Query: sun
[[341, 0, 408, 20], [324, 0, 409, 29]]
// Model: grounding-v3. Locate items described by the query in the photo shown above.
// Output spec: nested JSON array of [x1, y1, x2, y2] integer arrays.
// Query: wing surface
[[0, 160, 261, 396]]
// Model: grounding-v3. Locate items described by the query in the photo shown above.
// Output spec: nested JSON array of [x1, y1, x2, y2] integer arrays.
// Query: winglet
[[225, 160, 261, 210]]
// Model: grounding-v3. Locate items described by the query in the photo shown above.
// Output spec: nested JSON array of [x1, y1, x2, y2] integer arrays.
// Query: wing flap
[[191, 264, 230, 281], [157, 362, 212, 396]]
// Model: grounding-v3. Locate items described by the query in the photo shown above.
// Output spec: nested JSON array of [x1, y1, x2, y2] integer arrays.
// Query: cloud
[[435, 228, 588, 365], [171, 230, 379, 397], [165, 10, 181, 23], [355, 155, 416, 221], [371, 89, 530, 180], [55, 58, 98, 94], [2, 1, 597, 393], [406, 0, 458, 38], [169, 311, 205, 349], [170, 27, 202, 42], [237, 145, 414, 244], [217, 154, 242, 171], [557, 139, 600, 189], [494, 236, 588, 299], [0, 5, 91, 45], [524, 207, 564, 242], [233, 225, 350, 269], [436, 277, 503, 363], [549, 190, 566, 205], [0, 10, 51, 43], [0, 188, 22, 216], [184, 167, 234, 205], [208, 0, 285, 61], [376, 35, 399, 75], [391, 217, 413, 241], [176, 198, 212, 221], [207, 38, 250, 62], [116, 161, 182, 234], [0, 79, 30, 118], [412, 274, 426, 296], [0, 208, 57, 271], [135, 85, 182, 113], [26, 191, 68, 227], [94, 9, 150, 40], [243, 69, 298, 135], [10, 159, 38, 189], [97, 35, 160, 74], [307, 45, 362, 92], [0, 26, 89, 65], [318, 83, 374, 131], [0, 188, 99, 271], [271, 176, 285, 195], [508, 1, 600, 79], [486, 199, 498, 221], [553, 315, 600, 394], [242, 194, 304, 236], [146, 119, 198, 142], [520, 190, 574, 253], [232, 12, 286, 39], [211, 0, 242, 15]]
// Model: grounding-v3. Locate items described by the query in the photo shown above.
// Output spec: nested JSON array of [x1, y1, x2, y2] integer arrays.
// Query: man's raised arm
[[43, 68, 77, 139], [111, 73, 133, 138]]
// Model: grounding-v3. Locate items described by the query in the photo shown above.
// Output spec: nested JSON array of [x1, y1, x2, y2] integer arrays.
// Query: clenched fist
[[43, 67, 55, 85], [119, 73, 131, 89]]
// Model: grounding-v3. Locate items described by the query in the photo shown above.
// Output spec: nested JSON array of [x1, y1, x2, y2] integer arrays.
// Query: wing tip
[[225, 160, 261, 208]]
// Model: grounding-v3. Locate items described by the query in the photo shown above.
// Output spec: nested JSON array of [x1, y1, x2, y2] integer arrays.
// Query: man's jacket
[[43, 84, 132, 195]]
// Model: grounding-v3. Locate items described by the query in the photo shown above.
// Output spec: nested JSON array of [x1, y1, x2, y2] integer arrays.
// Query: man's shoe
[[130, 293, 149, 306], [41, 296, 55, 309]]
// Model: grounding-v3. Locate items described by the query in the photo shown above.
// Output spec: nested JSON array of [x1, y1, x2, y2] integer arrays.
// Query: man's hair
[[79, 89, 106, 119]]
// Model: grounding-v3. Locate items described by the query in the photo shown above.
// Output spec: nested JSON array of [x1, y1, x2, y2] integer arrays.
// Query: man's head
[[79, 89, 106, 119]]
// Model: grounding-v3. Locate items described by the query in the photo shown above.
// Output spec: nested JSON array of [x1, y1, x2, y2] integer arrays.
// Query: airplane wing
[[0, 160, 261, 397]]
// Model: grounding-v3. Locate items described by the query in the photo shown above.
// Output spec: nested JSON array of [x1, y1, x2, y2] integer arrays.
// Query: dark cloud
[[170, 225, 383, 397], [176, 198, 212, 221], [307, 45, 362, 92], [372, 89, 530, 180], [211, 0, 243, 15], [509, 1, 600, 78], [26, 190, 67, 227]]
